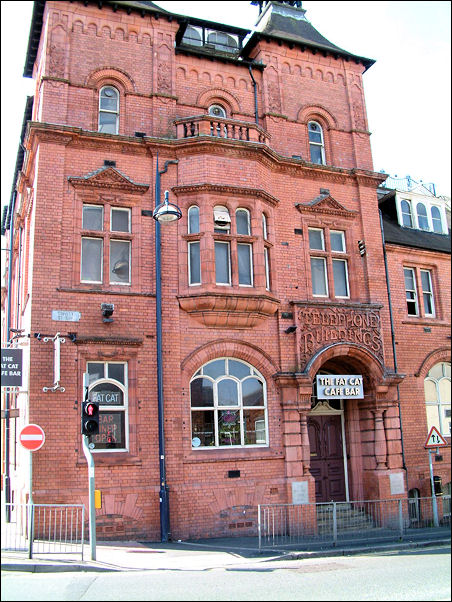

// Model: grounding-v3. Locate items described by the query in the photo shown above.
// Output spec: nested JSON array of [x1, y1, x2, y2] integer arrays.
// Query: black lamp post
[[152, 155, 182, 542]]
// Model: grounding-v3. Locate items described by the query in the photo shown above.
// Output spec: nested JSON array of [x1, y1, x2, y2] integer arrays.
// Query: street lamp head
[[153, 190, 182, 224]]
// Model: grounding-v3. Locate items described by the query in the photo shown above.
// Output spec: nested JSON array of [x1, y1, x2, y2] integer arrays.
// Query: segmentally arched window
[[424, 362, 451, 437], [190, 358, 268, 449], [416, 202, 429, 231], [308, 121, 326, 165], [99, 86, 119, 134]]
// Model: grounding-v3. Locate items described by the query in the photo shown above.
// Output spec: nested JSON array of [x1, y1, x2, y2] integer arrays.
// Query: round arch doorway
[[308, 371, 351, 504]]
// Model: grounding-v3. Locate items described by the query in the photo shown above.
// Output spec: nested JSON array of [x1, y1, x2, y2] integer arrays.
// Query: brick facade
[[2, 1, 450, 541]]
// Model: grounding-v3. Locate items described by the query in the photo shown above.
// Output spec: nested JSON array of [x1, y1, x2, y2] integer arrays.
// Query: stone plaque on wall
[[292, 481, 309, 505], [293, 302, 384, 371]]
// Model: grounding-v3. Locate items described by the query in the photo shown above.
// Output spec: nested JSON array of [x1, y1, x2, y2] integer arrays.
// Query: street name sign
[[19, 424, 45, 452]]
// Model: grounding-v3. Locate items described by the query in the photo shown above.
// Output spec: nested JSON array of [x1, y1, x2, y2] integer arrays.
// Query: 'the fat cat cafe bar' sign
[[316, 375, 364, 400]]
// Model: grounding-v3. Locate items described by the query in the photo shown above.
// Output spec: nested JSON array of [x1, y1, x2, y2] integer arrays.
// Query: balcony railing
[[175, 116, 270, 145]]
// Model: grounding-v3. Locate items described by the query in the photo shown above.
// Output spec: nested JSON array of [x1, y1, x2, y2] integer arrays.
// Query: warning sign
[[424, 426, 448, 449]]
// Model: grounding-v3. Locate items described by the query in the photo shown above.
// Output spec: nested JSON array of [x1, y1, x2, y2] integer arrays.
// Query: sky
[[1, 0, 451, 213]]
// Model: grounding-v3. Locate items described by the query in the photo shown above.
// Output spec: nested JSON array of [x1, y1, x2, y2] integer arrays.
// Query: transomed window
[[404, 266, 436, 318], [81, 205, 131, 285], [190, 358, 268, 449], [99, 86, 119, 134], [308, 121, 326, 165], [425, 362, 451, 437], [309, 228, 349, 298], [87, 361, 129, 452]]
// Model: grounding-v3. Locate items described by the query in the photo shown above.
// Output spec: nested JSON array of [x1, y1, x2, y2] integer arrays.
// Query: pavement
[[1, 532, 451, 574]]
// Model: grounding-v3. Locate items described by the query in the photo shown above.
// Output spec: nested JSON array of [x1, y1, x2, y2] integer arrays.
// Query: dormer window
[[396, 197, 448, 234], [181, 25, 241, 55], [417, 203, 429, 230], [400, 200, 413, 228]]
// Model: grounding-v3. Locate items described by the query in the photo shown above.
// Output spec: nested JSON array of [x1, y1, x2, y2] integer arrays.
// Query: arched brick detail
[[297, 104, 338, 130], [181, 338, 278, 381], [414, 347, 451, 378], [86, 67, 136, 93], [304, 342, 385, 387], [196, 88, 241, 116]]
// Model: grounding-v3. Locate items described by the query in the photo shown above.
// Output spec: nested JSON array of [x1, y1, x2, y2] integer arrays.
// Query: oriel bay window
[[81, 205, 132, 285], [86, 361, 128, 452], [309, 228, 350, 298], [190, 359, 268, 448]]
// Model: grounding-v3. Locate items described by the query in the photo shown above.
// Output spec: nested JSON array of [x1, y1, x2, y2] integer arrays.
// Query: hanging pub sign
[[1, 348, 23, 387], [316, 375, 364, 400]]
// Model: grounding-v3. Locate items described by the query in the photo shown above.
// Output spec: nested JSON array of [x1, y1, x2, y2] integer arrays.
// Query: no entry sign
[[19, 424, 45, 452]]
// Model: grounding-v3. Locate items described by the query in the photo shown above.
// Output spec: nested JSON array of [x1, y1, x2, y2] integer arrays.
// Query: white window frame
[[308, 121, 326, 165], [330, 230, 346, 253], [262, 213, 268, 240], [237, 242, 254, 287], [236, 208, 251, 236], [98, 86, 119, 135], [400, 199, 413, 228], [83, 204, 104, 231], [420, 269, 435, 317], [110, 239, 131, 285], [81, 237, 103, 284], [332, 258, 350, 298], [215, 241, 231, 285], [264, 247, 271, 291], [190, 358, 268, 449], [404, 267, 419, 316], [311, 257, 329, 297], [111, 207, 131, 233], [188, 205, 200, 235], [425, 362, 451, 437], [416, 202, 429, 231], [309, 228, 325, 251], [188, 241, 201, 286], [87, 361, 129, 453]]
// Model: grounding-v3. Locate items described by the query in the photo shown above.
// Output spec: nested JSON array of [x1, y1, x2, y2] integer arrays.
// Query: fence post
[[258, 505, 262, 551], [27, 503, 34, 559], [332, 502, 338, 546], [398, 499, 404, 540]]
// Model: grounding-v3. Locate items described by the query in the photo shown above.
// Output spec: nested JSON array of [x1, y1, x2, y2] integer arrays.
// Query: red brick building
[[1, 1, 450, 541]]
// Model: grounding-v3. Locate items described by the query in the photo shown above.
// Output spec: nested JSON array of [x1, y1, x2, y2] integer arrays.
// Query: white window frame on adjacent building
[[404, 267, 419, 316], [86, 361, 129, 453], [425, 362, 451, 438], [404, 266, 437, 318], [308, 121, 326, 165], [98, 86, 119, 135], [190, 358, 269, 449], [420, 269, 435, 317], [396, 196, 448, 234]]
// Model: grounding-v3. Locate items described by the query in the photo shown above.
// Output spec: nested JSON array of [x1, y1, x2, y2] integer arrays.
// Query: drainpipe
[[379, 210, 408, 479], [248, 64, 259, 126], [4, 191, 17, 519]]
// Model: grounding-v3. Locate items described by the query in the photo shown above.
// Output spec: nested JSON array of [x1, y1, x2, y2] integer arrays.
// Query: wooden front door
[[308, 414, 346, 503]]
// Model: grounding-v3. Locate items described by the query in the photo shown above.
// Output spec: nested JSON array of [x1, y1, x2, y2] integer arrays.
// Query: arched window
[[188, 206, 200, 234], [416, 203, 429, 230], [308, 121, 326, 165], [208, 104, 227, 118], [425, 362, 451, 437], [401, 200, 413, 228], [99, 86, 119, 134], [183, 25, 203, 47], [236, 209, 251, 236], [188, 206, 201, 286], [431, 206, 443, 234], [190, 358, 268, 448]]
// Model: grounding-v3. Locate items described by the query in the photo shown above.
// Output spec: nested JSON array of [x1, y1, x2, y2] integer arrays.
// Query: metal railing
[[258, 496, 451, 550], [1, 503, 85, 560]]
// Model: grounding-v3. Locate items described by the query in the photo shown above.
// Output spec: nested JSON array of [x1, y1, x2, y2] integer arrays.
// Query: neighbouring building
[[1, 0, 450, 542]]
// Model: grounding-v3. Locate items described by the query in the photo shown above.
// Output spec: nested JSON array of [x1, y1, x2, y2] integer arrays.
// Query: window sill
[[183, 447, 284, 463], [76, 452, 142, 467], [401, 318, 451, 327]]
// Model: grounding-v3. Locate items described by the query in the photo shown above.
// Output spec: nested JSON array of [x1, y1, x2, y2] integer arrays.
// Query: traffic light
[[81, 401, 99, 436]]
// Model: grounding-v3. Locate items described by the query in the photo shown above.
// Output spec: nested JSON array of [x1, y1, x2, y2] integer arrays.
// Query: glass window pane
[[110, 240, 130, 284], [426, 405, 440, 432], [424, 379, 438, 402], [331, 231, 345, 252], [309, 229, 324, 251], [429, 363, 445, 379], [83, 206, 103, 231], [215, 242, 230, 284], [439, 379, 451, 404], [191, 378, 214, 407], [417, 203, 429, 230], [189, 242, 201, 285], [108, 363, 125, 385], [311, 257, 327, 296], [87, 363, 105, 383], [217, 379, 239, 406], [228, 360, 251, 380], [92, 411, 125, 450], [242, 378, 264, 406], [444, 363, 451, 378], [310, 145, 323, 164], [264, 247, 271, 291], [99, 112, 118, 134], [100, 87, 118, 111], [421, 271, 432, 293], [203, 360, 226, 379], [262, 214, 268, 240], [81, 238, 103, 282], [431, 207, 443, 233], [404, 268, 415, 290], [90, 382, 123, 406], [111, 209, 130, 233], [244, 410, 266, 445], [188, 206, 200, 234], [441, 405, 451, 436], [238, 244, 252, 286], [218, 410, 241, 446], [236, 210, 250, 235], [333, 259, 349, 297], [191, 411, 215, 447], [401, 200, 413, 227], [423, 293, 434, 315]]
